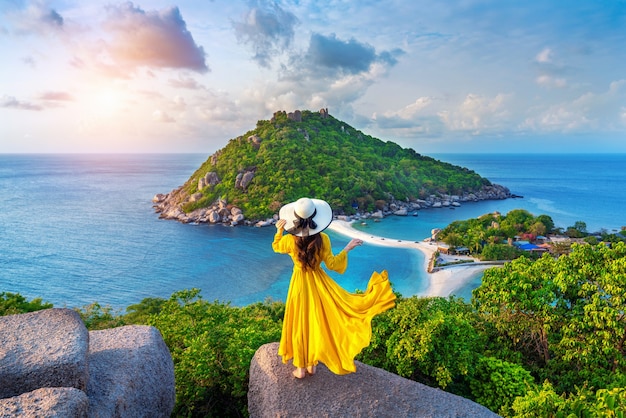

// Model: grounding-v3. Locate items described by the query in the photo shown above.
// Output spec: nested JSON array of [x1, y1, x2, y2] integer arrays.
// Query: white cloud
[[100, 3, 208, 74], [232, 3, 299, 68], [535, 47, 552, 63], [443, 93, 511, 133], [152, 109, 175, 123], [2, 0, 625, 153], [523, 80, 626, 132], [10, 1, 64, 35], [536, 75, 567, 88], [1, 95, 43, 111]]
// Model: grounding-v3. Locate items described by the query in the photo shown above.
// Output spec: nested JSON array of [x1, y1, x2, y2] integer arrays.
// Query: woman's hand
[[275, 219, 286, 230], [344, 238, 363, 253]]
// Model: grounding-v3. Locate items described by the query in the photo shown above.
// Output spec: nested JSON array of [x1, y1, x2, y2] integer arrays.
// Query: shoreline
[[327, 219, 497, 298]]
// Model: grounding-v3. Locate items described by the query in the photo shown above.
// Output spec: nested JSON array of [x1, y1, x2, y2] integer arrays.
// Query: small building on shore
[[437, 244, 470, 255]]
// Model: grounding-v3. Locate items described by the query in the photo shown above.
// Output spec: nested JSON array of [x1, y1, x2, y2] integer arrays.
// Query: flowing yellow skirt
[[278, 268, 396, 375]]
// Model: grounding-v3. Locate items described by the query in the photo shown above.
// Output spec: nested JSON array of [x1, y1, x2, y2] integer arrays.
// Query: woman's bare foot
[[292, 367, 306, 379], [306, 365, 316, 375]]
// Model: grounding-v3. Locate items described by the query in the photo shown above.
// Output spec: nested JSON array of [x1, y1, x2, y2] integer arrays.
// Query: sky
[[1, 0, 625, 154]]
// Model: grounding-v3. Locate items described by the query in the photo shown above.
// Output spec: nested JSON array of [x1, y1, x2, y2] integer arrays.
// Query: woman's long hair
[[295, 234, 322, 270]]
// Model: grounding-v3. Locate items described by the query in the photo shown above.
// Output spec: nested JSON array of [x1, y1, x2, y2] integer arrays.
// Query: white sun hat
[[279, 197, 333, 237]]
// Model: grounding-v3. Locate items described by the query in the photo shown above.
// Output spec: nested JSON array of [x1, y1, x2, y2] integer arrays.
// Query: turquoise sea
[[0, 153, 624, 309]]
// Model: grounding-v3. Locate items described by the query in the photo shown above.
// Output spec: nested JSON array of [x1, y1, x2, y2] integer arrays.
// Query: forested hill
[[156, 109, 509, 221]]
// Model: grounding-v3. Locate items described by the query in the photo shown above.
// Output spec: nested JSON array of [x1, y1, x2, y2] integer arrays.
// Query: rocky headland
[[153, 183, 513, 227]]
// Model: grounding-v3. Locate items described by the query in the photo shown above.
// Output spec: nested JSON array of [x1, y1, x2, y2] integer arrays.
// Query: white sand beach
[[327, 219, 497, 298]]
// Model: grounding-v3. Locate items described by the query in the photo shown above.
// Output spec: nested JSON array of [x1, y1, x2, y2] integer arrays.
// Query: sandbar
[[327, 219, 497, 298]]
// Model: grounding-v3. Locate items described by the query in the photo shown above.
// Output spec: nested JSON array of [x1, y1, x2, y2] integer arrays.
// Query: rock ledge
[[248, 342, 500, 418]]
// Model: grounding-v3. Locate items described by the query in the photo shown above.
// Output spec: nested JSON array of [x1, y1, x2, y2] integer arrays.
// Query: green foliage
[[468, 356, 535, 416], [6, 241, 626, 415], [511, 380, 626, 418], [536, 214, 556, 234], [179, 110, 492, 219], [438, 209, 555, 259], [359, 296, 483, 390], [147, 289, 282, 417], [0, 292, 52, 315], [6, 252, 626, 417], [124, 297, 167, 324], [481, 243, 524, 261], [473, 242, 626, 394], [74, 302, 126, 330]]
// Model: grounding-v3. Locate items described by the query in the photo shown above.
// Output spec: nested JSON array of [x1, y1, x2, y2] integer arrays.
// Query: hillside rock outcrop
[[198, 171, 220, 190], [0, 308, 175, 417], [248, 342, 500, 418]]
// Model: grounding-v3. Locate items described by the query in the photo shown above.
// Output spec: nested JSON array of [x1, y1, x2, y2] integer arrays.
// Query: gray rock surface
[[0, 387, 89, 418], [0, 308, 89, 399], [248, 342, 500, 418], [0, 309, 175, 417], [87, 325, 175, 418]]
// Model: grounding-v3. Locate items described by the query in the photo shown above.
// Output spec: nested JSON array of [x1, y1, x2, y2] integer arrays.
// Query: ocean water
[[0, 153, 624, 309]]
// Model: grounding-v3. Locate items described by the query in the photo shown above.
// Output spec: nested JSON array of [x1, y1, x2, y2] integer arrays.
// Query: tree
[[148, 289, 282, 417], [535, 215, 555, 234], [480, 244, 523, 261], [0, 292, 52, 316], [468, 356, 535, 416], [528, 221, 547, 237], [473, 256, 559, 367], [566, 221, 588, 238], [501, 209, 535, 233], [359, 296, 483, 390], [442, 232, 464, 247], [473, 242, 626, 394], [550, 242, 626, 389]]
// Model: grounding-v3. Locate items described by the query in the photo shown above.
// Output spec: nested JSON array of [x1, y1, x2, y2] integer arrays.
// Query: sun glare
[[93, 89, 121, 118]]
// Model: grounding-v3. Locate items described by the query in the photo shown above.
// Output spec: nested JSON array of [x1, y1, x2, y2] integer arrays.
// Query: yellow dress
[[272, 230, 396, 375]]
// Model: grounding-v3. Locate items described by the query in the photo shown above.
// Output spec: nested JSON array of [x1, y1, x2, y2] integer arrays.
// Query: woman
[[273, 197, 396, 378]]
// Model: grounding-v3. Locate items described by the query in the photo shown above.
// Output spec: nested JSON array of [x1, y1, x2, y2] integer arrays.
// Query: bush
[[468, 356, 535, 416], [147, 289, 282, 417], [74, 302, 126, 330], [511, 381, 626, 418], [0, 291, 52, 316], [359, 296, 483, 391]]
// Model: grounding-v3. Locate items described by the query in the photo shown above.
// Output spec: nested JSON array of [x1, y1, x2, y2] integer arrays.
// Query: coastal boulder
[[87, 325, 175, 418], [208, 210, 221, 223], [371, 210, 384, 219], [152, 193, 167, 203], [0, 308, 89, 399], [248, 343, 499, 418], [231, 207, 245, 224], [159, 206, 185, 221]]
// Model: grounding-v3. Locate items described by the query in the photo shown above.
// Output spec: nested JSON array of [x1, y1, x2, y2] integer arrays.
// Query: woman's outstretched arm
[[272, 219, 290, 254], [343, 238, 363, 253]]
